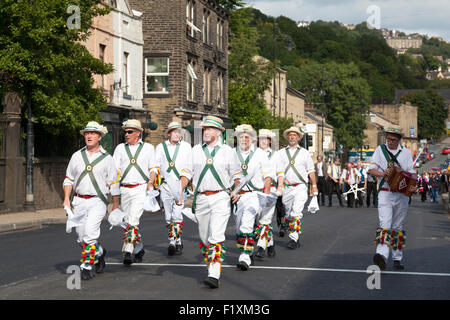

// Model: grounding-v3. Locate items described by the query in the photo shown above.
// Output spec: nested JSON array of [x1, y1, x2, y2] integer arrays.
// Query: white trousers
[[120, 184, 146, 253], [257, 187, 277, 249], [73, 196, 107, 246], [376, 191, 409, 261], [196, 191, 231, 279], [282, 184, 308, 241], [160, 183, 184, 224], [234, 192, 260, 265]]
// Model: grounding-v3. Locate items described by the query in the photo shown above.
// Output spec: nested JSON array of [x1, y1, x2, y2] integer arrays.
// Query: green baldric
[[162, 141, 181, 179], [71, 148, 110, 206], [284, 147, 308, 186], [120, 143, 149, 183], [236, 148, 262, 191], [192, 145, 227, 213], [375, 144, 403, 206]]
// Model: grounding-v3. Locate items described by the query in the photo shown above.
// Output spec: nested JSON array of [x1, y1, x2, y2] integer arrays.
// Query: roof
[[286, 86, 306, 99]]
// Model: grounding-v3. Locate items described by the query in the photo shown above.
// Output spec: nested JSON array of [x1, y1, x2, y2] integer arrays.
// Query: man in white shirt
[[277, 126, 318, 249], [63, 121, 120, 280], [153, 122, 192, 256], [327, 159, 344, 207], [254, 129, 284, 259], [341, 162, 361, 208], [368, 127, 417, 270], [232, 124, 274, 271], [315, 156, 328, 206], [179, 115, 242, 289], [113, 119, 156, 266]]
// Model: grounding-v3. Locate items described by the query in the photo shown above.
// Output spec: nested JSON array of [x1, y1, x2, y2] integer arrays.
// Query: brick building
[[128, 0, 230, 146]]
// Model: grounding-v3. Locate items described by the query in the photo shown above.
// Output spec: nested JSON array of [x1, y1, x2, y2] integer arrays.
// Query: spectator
[[418, 172, 428, 203]]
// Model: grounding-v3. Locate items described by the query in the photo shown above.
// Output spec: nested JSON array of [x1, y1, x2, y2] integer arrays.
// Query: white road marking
[[105, 262, 450, 277]]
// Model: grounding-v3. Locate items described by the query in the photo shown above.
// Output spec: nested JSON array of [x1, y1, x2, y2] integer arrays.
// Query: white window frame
[[145, 57, 170, 94], [217, 19, 224, 51], [202, 10, 210, 44], [186, 0, 199, 38], [187, 59, 196, 102], [123, 52, 129, 94], [217, 71, 224, 107], [203, 66, 212, 105]]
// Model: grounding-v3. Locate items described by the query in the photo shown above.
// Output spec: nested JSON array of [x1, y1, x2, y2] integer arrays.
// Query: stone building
[[128, 0, 230, 146]]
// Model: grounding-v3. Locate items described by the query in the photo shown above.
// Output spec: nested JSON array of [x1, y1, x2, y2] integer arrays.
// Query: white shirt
[[181, 142, 242, 192], [234, 146, 275, 191], [368, 144, 415, 189], [63, 146, 120, 196], [276, 146, 315, 185], [154, 140, 192, 181], [262, 148, 284, 180], [113, 140, 156, 185], [316, 161, 324, 177], [341, 168, 361, 185], [328, 164, 341, 180]]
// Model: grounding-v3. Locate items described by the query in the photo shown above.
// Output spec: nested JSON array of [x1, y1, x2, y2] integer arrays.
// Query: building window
[[123, 52, 129, 94], [202, 9, 210, 44], [217, 19, 224, 51], [186, 0, 199, 38], [99, 44, 106, 88], [203, 66, 212, 105], [145, 57, 169, 93], [217, 71, 224, 107], [187, 58, 197, 102]]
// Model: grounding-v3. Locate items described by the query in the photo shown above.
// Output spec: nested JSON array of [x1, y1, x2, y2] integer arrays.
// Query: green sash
[[192, 145, 227, 213], [71, 148, 110, 206], [120, 143, 149, 183], [284, 148, 308, 186], [236, 148, 262, 191], [162, 141, 181, 179], [375, 144, 403, 205]]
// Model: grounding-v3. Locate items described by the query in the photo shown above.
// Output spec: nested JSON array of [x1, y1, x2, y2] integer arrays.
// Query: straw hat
[[384, 126, 403, 138], [234, 124, 256, 138], [166, 121, 182, 134], [122, 119, 143, 132], [283, 126, 303, 140], [258, 129, 276, 139], [201, 115, 225, 132], [80, 121, 108, 137]]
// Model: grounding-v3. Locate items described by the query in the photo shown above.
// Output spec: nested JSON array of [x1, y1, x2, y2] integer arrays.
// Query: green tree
[[400, 90, 447, 139], [0, 0, 113, 139]]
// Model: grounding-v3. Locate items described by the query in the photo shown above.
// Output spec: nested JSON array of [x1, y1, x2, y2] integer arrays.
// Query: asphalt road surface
[[1, 195, 449, 301]]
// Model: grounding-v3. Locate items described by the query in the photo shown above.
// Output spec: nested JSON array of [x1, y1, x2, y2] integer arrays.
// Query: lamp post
[[24, 81, 35, 211]]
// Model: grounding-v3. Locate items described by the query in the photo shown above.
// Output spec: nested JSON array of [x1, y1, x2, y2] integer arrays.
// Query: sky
[[244, 0, 450, 42]]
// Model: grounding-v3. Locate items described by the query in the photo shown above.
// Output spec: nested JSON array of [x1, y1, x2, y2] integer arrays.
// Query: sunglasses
[[386, 137, 399, 143], [124, 130, 136, 135]]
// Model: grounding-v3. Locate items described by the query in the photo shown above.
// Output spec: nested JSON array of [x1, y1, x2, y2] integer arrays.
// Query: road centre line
[[105, 262, 450, 277]]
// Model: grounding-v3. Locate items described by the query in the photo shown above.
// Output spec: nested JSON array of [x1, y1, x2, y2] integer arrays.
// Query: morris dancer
[[232, 124, 273, 271], [113, 119, 156, 266], [341, 162, 361, 208], [63, 121, 120, 280], [277, 126, 317, 249], [180, 115, 242, 288], [254, 129, 284, 259], [368, 127, 417, 270], [154, 122, 192, 256]]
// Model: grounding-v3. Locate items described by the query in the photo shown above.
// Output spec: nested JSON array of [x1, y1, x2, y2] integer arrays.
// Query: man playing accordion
[[367, 127, 417, 270]]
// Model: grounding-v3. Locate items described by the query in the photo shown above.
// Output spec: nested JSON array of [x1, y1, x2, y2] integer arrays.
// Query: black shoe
[[286, 239, 299, 250], [133, 249, 145, 263], [81, 266, 96, 280], [175, 244, 183, 255], [255, 246, 265, 258], [373, 253, 386, 270], [123, 252, 133, 266], [393, 260, 405, 270], [168, 244, 176, 256], [267, 245, 276, 257], [95, 248, 107, 273], [203, 277, 219, 289], [279, 228, 285, 238], [237, 261, 249, 271]]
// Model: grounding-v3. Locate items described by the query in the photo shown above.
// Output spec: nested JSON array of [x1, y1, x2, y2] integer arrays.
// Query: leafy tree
[[217, 0, 245, 11], [0, 0, 113, 140]]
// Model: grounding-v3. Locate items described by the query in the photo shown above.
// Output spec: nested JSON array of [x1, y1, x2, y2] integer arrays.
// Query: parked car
[[442, 147, 450, 155]]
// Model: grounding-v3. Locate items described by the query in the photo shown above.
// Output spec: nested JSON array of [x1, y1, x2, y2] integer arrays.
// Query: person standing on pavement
[[113, 119, 156, 266], [366, 168, 378, 208], [341, 162, 361, 208], [153, 122, 192, 256], [368, 127, 417, 270], [315, 156, 328, 206], [356, 162, 367, 207], [63, 121, 120, 280], [418, 172, 428, 203], [276, 126, 318, 249], [429, 172, 440, 203], [232, 124, 273, 271], [254, 129, 284, 259], [327, 159, 344, 207], [179, 115, 242, 289]]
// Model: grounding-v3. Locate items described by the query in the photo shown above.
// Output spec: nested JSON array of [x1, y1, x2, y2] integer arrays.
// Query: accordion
[[386, 165, 417, 197]]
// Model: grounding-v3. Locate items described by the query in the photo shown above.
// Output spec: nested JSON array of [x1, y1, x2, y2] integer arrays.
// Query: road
[[1, 195, 450, 301]]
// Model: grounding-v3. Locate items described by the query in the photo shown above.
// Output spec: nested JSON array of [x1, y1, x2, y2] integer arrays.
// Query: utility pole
[[24, 81, 35, 211], [272, 18, 277, 118]]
